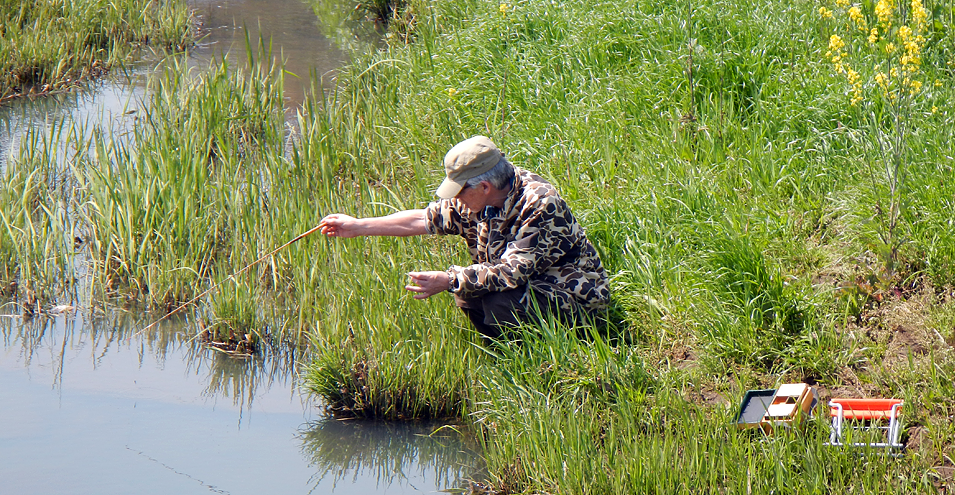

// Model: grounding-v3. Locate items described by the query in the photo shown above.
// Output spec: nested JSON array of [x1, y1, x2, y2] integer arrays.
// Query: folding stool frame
[[827, 398, 904, 450]]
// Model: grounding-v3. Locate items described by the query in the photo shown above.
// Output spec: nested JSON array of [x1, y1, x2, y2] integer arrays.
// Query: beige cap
[[435, 136, 504, 199]]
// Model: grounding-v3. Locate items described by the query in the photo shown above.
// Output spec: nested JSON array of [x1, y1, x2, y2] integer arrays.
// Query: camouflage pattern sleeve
[[423, 199, 467, 236]]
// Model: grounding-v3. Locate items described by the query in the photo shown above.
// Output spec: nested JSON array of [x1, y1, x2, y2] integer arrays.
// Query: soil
[[690, 283, 955, 490], [823, 290, 955, 489]]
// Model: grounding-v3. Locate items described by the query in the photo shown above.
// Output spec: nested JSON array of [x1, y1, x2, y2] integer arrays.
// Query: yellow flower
[[829, 35, 846, 52], [875, 0, 894, 24], [847, 68, 860, 84], [885, 42, 896, 53], [911, 0, 927, 30], [447, 87, 458, 97], [897, 25, 911, 41], [848, 6, 865, 28], [868, 28, 879, 44], [932, 106, 938, 113], [499, 3, 509, 14], [936, 80, 943, 87], [836, 0, 849, 6], [819, 6, 833, 18], [890, 67, 899, 78]]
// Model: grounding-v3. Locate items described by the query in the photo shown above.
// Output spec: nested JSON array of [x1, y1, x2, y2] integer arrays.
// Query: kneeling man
[[318, 136, 609, 339]]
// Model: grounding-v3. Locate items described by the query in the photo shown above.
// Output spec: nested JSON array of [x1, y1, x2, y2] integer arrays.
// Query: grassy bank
[[0, 0, 195, 102], [297, 0, 955, 491], [1, 0, 954, 491]]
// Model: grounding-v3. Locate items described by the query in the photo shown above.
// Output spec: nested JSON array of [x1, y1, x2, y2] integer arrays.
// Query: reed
[[0, 118, 79, 310], [72, 50, 284, 310]]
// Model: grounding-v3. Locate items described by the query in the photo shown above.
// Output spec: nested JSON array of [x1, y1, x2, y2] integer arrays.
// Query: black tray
[[735, 389, 776, 428]]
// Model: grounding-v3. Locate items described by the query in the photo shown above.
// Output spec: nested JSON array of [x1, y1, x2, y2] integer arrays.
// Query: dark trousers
[[454, 287, 579, 340]]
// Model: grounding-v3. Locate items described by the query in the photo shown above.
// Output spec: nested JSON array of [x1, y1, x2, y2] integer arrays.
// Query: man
[[318, 135, 609, 339]]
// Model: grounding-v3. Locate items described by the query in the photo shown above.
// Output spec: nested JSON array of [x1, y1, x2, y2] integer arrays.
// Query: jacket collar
[[475, 168, 523, 222]]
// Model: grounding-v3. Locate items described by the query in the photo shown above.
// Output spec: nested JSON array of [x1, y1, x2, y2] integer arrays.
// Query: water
[[0, 312, 479, 495], [189, 0, 350, 109], [0, 1, 482, 493], [0, 0, 353, 164], [0, 71, 147, 172]]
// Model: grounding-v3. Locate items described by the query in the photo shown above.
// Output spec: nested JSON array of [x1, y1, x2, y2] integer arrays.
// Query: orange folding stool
[[827, 398, 904, 450]]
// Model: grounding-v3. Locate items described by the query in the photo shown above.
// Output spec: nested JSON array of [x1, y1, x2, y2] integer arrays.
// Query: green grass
[[1, 0, 955, 492], [0, 0, 195, 101]]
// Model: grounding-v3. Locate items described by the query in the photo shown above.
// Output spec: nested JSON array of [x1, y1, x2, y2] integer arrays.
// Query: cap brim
[[436, 177, 464, 199]]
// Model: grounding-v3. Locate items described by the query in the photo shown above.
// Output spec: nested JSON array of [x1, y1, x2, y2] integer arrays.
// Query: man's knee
[[453, 289, 526, 339], [455, 288, 578, 339], [481, 289, 526, 325]]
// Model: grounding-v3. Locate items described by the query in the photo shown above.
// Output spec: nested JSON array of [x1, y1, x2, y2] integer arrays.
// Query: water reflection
[[0, 307, 481, 494], [188, 0, 349, 109], [0, 306, 296, 410], [0, 69, 147, 171], [300, 419, 484, 493]]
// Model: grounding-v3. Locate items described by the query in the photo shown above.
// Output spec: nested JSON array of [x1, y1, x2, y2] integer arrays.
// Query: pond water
[[189, 0, 351, 109], [0, 312, 479, 494], [0, 1, 483, 493]]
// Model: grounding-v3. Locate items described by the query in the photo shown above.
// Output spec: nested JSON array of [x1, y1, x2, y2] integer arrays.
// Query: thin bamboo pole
[[134, 224, 322, 337]]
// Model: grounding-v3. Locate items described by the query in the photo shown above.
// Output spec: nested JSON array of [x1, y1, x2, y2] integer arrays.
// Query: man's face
[[454, 181, 489, 213]]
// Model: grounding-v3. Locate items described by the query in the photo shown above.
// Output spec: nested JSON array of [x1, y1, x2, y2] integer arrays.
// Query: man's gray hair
[[465, 158, 515, 190]]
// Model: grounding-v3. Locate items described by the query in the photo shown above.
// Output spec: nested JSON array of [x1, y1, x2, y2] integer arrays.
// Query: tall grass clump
[[73, 50, 284, 311], [700, 226, 814, 370], [0, 120, 80, 311], [0, 0, 195, 101], [470, 320, 653, 492], [299, 229, 481, 419]]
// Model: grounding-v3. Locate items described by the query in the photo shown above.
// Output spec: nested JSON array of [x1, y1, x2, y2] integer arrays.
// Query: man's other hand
[[405, 271, 450, 299]]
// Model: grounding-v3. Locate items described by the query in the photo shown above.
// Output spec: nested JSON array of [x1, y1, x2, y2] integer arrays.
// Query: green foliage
[[0, 123, 76, 306], [73, 53, 284, 309], [302, 292, 477, 419], [0, 0, 195, 99]]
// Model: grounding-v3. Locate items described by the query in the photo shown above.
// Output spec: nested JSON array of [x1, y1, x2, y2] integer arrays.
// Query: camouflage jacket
[[424, 167, 610, 313]]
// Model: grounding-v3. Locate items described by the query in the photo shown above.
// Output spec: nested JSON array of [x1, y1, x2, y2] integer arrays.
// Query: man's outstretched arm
[[318, 209, 428, 238]]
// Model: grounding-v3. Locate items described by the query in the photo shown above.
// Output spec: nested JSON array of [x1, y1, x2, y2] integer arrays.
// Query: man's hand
[[318, 214, 361, 238], [405, 271, 450, 299]]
